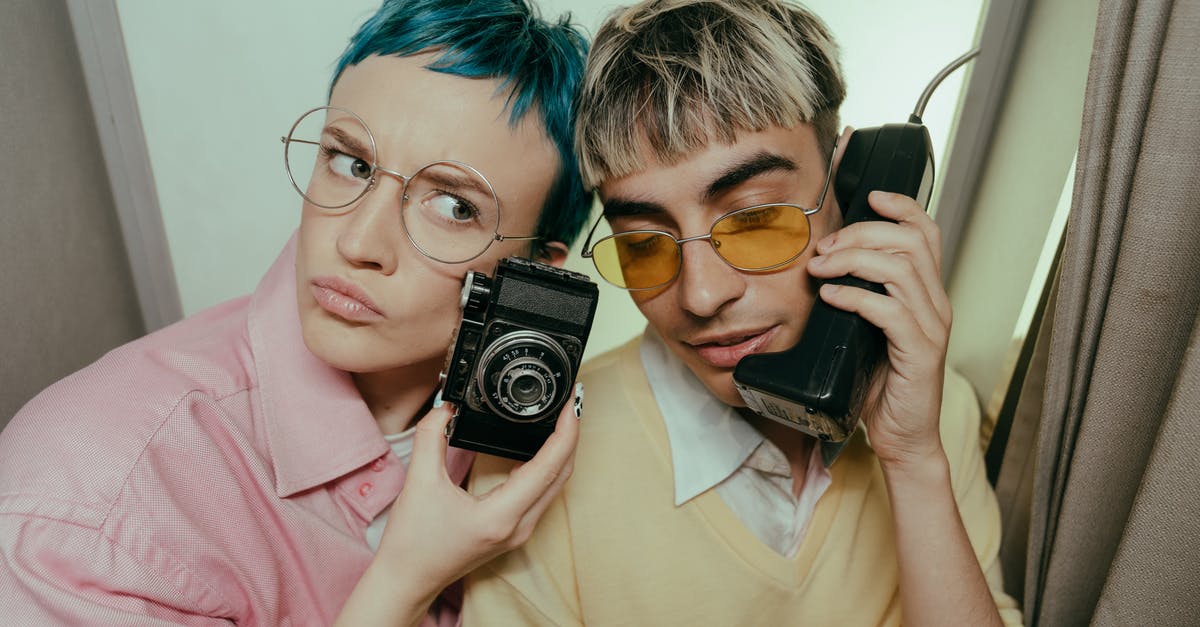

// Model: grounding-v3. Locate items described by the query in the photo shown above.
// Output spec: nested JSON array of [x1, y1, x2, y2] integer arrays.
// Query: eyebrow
[[323, 126, 373, 161], [703, 152, 798, 201], [419, 166, 495, 201], [602, 198, 667, 219], [601, 151, 800, 219]]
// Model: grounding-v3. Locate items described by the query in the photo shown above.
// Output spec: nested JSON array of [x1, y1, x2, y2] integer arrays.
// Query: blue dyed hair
[[331, 0, 593, 250]]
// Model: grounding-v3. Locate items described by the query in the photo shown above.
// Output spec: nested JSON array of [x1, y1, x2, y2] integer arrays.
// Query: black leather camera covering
[[443, 257, 598, 461]]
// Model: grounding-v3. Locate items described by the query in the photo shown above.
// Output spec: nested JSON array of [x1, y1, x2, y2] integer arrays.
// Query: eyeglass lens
[[591, 204, 811, 289], [284, 107, 501, 263]]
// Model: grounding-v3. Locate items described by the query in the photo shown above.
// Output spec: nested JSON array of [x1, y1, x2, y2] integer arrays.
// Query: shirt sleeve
[[0, 510, 222, 626], [462, 454, 583, 627], [941, 370, 1025, 627]]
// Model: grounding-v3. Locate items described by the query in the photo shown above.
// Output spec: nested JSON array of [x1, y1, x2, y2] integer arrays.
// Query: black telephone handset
[[732, 50, 977, 442], [733, 123, 934, 441]]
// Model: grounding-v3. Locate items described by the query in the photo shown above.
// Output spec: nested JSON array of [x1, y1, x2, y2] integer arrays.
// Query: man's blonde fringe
[[576, 0, 845, 188]]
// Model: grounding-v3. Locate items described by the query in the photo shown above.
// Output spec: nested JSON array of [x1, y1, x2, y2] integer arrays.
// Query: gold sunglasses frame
[[580, 142, 838, 290]]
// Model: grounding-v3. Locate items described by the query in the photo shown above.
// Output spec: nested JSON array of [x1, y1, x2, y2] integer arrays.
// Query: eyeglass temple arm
[[578, 213, 606, 258], [805, 139, 840, 216], [495, 234, 541, 242]]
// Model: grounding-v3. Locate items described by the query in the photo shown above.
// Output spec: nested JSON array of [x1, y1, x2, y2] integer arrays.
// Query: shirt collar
[[640, 328, 764, 505], [247, 234, 391, 498], [639, 328, 846, 506]]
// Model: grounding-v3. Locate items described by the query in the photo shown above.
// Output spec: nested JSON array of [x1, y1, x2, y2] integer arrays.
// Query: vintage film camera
[[441, 257, 598, 461]]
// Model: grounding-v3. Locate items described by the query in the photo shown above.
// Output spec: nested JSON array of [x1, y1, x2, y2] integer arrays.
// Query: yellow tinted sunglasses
[[581, 146, 836, 291]]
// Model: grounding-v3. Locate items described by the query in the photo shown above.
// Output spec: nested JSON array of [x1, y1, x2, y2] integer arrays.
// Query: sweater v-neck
[[615, 338, 876, 588]]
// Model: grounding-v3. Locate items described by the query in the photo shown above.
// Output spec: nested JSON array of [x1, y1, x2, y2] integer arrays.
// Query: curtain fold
[[994, 269, 1058, 608], [1025, 0, 1200, 624]]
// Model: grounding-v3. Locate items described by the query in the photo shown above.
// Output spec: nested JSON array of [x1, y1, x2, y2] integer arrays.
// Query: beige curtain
[[1024, 0, 1200, 624]]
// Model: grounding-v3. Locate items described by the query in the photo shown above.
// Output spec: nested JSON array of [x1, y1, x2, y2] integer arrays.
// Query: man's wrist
[[879, 444, 951, 493]]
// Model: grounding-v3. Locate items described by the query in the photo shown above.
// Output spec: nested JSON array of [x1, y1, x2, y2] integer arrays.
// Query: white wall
[[116, 0, 984, 359]]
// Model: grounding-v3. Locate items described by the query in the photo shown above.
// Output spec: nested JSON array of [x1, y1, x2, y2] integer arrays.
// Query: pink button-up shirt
[[0, 237, 473, 625]]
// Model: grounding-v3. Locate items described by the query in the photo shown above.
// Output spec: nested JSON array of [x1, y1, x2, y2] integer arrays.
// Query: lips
[[310, 276, 385, 323], [687, 325, 779, 369]]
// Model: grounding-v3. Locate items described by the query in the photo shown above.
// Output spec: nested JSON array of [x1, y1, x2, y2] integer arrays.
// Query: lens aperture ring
[[476, 330, 572, 422]]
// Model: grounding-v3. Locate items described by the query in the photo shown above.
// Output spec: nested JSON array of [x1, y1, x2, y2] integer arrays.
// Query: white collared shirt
[[640, 328, 832, 557]]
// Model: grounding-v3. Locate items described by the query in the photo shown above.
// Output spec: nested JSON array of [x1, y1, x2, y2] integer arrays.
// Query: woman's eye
[[328, 153, 372, 180], [428, 193, 478, 222]]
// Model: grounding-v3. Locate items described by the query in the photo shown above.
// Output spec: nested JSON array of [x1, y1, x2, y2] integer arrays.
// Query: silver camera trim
[[475, 329, 572, 423], [500, 357, 557, 412]]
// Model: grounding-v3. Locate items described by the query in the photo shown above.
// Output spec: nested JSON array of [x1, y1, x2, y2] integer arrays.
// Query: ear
[[833, 125, 854, 170], [822, 126, 856, 225], [535, 241, 569, 268]]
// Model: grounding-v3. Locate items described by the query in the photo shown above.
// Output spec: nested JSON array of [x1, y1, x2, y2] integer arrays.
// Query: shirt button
[[371, 458, 386, 472], [358, 482, 374, 497]]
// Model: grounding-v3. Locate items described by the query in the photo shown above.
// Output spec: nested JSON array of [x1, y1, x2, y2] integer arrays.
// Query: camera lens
[[493, 358, 557, 418], [476, 330, 573, 422], [508, 372, 546, 406]]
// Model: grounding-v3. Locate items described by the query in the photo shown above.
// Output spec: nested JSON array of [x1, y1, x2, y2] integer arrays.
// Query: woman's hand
[[335, 383, 582, 626]]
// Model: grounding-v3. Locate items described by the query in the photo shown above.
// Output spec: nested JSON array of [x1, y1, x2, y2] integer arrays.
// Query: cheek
[[297, 209, 339, 265], [760, 263, 816, 304], [810, 204, 843, 240], [629, 286, 675, 328], [374, 269, 462, 335]]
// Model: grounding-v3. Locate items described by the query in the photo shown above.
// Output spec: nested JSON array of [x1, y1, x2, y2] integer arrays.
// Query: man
[[0, 1, 591, 624], [464, 1, 1023, 624]]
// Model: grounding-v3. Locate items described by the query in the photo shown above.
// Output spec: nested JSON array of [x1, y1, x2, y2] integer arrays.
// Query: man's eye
[[728, 206, 780, 228], [619, 234, 668, 257]]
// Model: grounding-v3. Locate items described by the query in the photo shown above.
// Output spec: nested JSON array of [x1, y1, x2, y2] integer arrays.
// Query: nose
[[674, 237, 745, 319], [334, 177, 403, 275]]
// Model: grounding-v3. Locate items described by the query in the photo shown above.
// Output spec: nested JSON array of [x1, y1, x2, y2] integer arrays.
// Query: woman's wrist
[[337, 558, 443, 627]]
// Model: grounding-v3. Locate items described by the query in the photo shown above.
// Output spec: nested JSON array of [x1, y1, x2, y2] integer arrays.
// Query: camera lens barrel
[[501, 359, 554, 410], [476, 330, 571, 422]]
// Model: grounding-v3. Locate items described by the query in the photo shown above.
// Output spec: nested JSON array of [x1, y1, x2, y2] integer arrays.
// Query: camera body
[[442, 257, 598, 461]]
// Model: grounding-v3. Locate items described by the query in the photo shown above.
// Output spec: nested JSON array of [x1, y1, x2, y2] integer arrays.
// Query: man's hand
[[335, 384, 581, 627], [805, 187, 951, 471], [805, 169, 1005, 626]]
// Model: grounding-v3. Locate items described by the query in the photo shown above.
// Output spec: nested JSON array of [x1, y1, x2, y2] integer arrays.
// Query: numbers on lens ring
[[500, 347, 547, 362]]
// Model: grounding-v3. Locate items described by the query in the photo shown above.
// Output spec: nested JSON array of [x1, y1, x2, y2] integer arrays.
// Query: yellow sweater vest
[[465, 337, 1022, 626]]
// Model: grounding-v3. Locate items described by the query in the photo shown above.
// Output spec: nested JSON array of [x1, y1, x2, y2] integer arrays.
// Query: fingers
[[519, 387, 582, 512], [482, 383, 581, 522], [819, 282, 940, 362], [501, 384, 580, 506], [510, 442, 576, 546], [407, 404, 456, 483], [807, 248, 946, 345], [863, 190, 943, 268], [813, 191, 951, 327]]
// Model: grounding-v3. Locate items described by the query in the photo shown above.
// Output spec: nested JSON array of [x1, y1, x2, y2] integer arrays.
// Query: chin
[[297, 313, 373, 370], [300, 324, 369, 372], [310, 337, 435, 375], [709, 374, 749, 407], [684, 360, 747, 408]]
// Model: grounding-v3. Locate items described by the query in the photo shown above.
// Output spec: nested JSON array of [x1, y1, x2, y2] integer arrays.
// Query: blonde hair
[[576, 0, 846, 188]]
